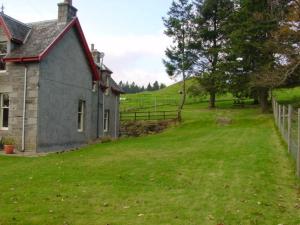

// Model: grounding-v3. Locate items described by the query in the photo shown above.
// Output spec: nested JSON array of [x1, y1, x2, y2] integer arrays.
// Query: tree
[[272, 0, 300, 88], [153, 81, 160, 91], [147, 83, 153, 91], [163, 0, 196, 111], [192, 0, 234, 108], [160, 83, 167, 89], [224, 0, 290, 111]]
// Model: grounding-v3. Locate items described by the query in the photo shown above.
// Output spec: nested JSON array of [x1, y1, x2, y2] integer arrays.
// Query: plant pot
[[4, 145, 14, 154]]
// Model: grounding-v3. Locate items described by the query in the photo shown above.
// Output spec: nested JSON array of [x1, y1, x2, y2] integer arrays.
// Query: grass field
[[1, 102, 300, 224]]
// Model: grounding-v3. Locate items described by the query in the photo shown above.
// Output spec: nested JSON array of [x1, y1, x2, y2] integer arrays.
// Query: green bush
[[2, 137, 15, 145]]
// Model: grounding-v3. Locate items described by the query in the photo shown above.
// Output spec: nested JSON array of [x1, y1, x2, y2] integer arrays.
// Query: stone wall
[[0, 63, 39, 151]]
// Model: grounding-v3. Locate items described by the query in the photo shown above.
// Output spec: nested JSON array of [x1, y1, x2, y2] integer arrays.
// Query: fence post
[[298, 108, 300, 178], [282, 106, 285, 136], [148, 111, 150, 120], [278, 104, 282, 130], [275, 101, 278, 125], [134, 112, 137, 121], [296, 108, 300, 177], [288, 105, 292, 153], [164, 111, 166, 120]]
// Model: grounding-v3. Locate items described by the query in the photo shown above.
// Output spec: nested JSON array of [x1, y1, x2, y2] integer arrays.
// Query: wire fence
[[272, 98, 300, 177]]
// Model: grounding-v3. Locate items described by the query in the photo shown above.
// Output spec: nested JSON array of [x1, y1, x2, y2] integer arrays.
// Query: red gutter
[[4, 17, 100, 81], [73, 19, 99, 81]]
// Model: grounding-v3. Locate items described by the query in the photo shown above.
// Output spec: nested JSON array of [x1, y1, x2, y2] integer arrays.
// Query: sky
[[2, 0, 176, 86]]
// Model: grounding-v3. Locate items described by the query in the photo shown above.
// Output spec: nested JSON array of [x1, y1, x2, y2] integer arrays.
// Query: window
[[77, 100, 85, 132], [104, 110, 109, 132], [0, 41, 7, 71], [0, 93, 9, 129]]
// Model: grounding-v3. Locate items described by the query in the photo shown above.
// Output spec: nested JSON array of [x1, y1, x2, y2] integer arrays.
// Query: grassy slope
[[123, 78, 197, 99], [121, 78, 232, 111], [274, 87, 300, 106], [0, 103, 300, 224]]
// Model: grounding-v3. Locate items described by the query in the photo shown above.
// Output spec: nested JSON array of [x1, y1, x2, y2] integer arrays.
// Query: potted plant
[[2, 137, 15, 154], [0, 137, 3, 150]]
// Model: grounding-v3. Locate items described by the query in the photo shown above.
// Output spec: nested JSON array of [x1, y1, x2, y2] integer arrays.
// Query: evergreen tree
[[147, 83, 153, 91], [192, 0, 234, 108], [163, 0, 196, 111], [153, 81, 160, 91], [225, 0, 289, 111], [160, 83, 167, 89]]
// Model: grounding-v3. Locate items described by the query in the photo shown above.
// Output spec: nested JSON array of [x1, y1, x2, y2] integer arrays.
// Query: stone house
[[0, 0, 124, 153]]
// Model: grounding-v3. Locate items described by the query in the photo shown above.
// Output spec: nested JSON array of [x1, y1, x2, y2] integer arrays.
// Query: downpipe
[[21, 65, 28, 152]]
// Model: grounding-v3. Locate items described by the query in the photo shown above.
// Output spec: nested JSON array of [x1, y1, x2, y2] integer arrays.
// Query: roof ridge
[[27, 19, 58, 25], [0, 12, 32, 29]]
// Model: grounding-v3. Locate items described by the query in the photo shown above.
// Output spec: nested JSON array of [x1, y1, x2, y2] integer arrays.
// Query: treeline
[[119, 81, 167, 94], [163, 0, 300, 111]]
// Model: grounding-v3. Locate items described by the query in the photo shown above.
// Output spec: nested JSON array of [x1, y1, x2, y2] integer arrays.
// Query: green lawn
[[1, 103, 300, 224]]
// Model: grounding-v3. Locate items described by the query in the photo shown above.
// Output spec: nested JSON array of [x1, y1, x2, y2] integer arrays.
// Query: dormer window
[[0, 41, 7, 71]]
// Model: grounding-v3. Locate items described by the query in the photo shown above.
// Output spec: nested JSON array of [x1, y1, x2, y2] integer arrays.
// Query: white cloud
[[87, 31, 175, 86], [112, 68, 175, 87], [89, 31, 171, 57]]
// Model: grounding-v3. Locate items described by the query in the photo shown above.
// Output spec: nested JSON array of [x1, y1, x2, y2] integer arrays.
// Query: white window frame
[[0, 93, 9, 130], [104, 110, 109, 132], [77, 100, 85, 132]]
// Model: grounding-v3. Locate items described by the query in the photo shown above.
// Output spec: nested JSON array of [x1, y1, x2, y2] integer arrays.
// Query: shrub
[[2, 137, 15, 145]]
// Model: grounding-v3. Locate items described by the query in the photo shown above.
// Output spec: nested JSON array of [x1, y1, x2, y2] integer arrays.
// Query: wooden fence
[[272, 98, 300, 177], [120, 110, 180, 121]]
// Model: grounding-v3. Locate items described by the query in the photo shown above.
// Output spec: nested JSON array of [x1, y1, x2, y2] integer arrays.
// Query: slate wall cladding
[[0, 63, 39, 151], [37, 27, 98, 152]]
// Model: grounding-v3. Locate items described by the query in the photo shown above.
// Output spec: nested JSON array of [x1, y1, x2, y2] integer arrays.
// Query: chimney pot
[[64, 0, 72, 5], [91, 44, 95, 51]]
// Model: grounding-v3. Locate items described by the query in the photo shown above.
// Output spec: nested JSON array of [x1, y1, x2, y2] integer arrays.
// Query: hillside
[[273, 87, 300, 106], [120, 78, 200, 111], [120, 78, 234, 112]]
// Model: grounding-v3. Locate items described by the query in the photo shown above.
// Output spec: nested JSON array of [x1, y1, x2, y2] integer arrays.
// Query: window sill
[[77, 129, 84, 133], [0, 70, 7, 73], [0, 128, 8, 131]]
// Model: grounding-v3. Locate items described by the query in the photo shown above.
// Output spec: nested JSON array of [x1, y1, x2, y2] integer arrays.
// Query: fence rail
[[120, 110, 180, 121], [272, 98, 300, 177]]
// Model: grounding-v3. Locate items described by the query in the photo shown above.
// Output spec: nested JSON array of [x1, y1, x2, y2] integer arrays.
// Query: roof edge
[[4, 17, 100, 81]]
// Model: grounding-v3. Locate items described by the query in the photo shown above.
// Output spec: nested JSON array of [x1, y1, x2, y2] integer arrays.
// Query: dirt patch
[[216, 116, 232, 126], [120, 119, 177, 137]]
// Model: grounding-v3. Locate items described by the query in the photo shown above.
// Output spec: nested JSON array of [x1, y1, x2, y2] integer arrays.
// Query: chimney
[[90, 44, 104, 65], [57, 0, 77, 25]]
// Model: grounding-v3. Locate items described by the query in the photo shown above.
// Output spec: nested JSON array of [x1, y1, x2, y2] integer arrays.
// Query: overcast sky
[[2, 0, 176, 86]]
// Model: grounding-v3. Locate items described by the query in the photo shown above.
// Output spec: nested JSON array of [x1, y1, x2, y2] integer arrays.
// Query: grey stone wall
[[102, 72, 120, 138], [0, 63, 39, 151], [37, 27, 98, 152]]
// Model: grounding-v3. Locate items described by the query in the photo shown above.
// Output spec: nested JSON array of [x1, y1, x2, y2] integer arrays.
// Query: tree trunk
[[178, 76, 186, 111], [258, 88, 269, 113], [209, 91, 216, 108]]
